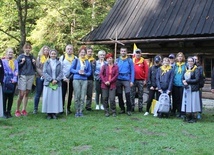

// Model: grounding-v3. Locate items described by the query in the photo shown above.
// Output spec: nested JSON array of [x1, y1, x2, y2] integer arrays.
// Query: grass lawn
[[0, 94, 214, 155]]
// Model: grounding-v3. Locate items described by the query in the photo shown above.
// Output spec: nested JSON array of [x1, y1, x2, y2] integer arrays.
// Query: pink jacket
[[100, 64, 118, 90]]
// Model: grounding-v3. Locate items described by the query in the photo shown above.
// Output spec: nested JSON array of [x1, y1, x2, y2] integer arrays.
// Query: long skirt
[[0, 85, 3, 117], [181, 87, 201, 113], [42, 86, 63, 113]]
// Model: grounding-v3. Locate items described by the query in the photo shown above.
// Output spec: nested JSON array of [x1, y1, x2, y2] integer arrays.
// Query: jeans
[[34, 77, 44, 110]]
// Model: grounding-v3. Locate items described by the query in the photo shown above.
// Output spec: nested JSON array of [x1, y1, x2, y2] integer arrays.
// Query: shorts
[[18, 75, 35, 91]]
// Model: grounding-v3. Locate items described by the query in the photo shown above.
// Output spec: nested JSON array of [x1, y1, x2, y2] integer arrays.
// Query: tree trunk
[[15, 0, 28, 54]]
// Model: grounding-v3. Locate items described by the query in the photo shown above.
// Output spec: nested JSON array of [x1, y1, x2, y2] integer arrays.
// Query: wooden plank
[[161, 0, 183, 36], [184, 0, 205, 35], [195, 0, 212, 34], [125, 0, 152, 38], [155, 0, 179, 37], [169, 0, 191, 35], [98, 0, 127, 40], [137, 0, 157, 38], [119, 0, 146, 38], [144, 0, 168, 37], [175, 0, 196, 35]]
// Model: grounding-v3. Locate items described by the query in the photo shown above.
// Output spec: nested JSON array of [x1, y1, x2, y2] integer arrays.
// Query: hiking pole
[[66, 80, 70, 116]]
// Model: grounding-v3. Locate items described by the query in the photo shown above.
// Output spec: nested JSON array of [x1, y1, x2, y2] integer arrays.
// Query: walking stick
[[66, 80, 70, 116]]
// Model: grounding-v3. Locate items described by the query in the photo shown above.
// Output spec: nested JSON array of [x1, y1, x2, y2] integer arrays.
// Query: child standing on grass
[[42, 49, 63, 119], [154, 57, 174, 117], [16, 42, 36, 117]]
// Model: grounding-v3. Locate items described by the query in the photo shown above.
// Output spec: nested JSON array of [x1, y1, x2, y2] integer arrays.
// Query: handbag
[[3, 73, 15, 93]]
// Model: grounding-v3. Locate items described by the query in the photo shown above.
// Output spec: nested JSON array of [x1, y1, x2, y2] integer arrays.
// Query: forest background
[[0, 0, 115, 56]]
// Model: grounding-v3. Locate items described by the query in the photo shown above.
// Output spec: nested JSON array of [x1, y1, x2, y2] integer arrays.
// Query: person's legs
[[79, 80, 88, 115], [116, 80, 125, 113], [61, 80, 67, 110], [7, 92, 14, 117], [34, 77, 44, 113], [109, 88, 116, 116], [123, 81, 131, 115], [130, 81, 136, 111], [73, 80, 81, 116], [86, 80, 93, 110], [146, 90, 156, 113], [102, 88, 109, 116], [2, 93, 8, 118], [67, 79, 74, 112], [95, 80, 101, 109], [137, 80, 144, 112]]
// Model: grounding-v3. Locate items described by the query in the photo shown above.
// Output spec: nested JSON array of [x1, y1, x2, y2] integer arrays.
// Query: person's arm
[[130, 59, 135, 84], [144, 60, 149, 84], [0, 60, 4, 84], [43, 62, 53, 82], [36, 57, 43, 77], [85, 61, 92, 77], [156, 69, 162, 93]]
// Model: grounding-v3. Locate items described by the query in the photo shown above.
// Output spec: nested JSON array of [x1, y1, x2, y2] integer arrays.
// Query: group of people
[[0, 42, 213, 122]]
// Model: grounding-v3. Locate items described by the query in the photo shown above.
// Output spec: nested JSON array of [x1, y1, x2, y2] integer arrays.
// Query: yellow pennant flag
[[133, 43, 138, 57]]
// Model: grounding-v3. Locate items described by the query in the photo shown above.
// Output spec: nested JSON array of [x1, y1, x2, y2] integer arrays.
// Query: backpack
[[157, 93, 170, 113], [67, 58, 78, 80], [198, 66, 205, 88]]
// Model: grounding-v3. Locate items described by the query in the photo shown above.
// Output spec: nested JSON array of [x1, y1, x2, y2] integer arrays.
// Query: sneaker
[[197, 113, 201, 119], [75, 112, 79, 118], [144, 112, 149, 116], [15, 110, 21, 117], [21, 110, 28, 116], [154, 113, 158, 117], [95, 105, 99, 110], [100, 105, 104, 110], [79, 112, 84, 117]]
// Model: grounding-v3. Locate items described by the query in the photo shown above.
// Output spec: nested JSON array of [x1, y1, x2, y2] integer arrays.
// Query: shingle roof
[[82, 0, 214, 42]]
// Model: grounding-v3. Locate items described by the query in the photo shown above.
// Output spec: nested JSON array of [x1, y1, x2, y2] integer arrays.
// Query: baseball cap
[[135, 49, 141, 54], [168, 54, 175, 59]]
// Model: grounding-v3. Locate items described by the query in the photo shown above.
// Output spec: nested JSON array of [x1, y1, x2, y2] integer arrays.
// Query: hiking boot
[[105, 113, 110, 117], [7, 112, 12, 118], [33, 109, 38, 114], [75, 112, 79, 118], [139, 108, 143, 113], [127, 111, 132, 116], [85, 107, 92, 111], [112, 113, 117, 117], [119, 110, 125, 114], [131, 106, 135, 112]]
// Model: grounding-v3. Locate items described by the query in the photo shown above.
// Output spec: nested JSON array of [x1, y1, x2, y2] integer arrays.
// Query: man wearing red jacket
[[130, 49, 149, 112]]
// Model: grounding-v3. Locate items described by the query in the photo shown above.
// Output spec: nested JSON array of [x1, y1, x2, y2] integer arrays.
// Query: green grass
[[0, 95, 214, 155]]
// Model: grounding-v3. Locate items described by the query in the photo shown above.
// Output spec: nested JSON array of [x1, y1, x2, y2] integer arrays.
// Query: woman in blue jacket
[[71, 46, 91, 117]]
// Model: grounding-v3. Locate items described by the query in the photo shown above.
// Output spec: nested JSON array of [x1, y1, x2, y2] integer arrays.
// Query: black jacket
[[183, 67, 200, 92], [147, 65, 160, 89], [0, 59, 4, 84]]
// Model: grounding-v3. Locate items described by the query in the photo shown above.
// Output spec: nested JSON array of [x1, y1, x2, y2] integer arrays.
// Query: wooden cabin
[[81, 0, 214, 99]]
